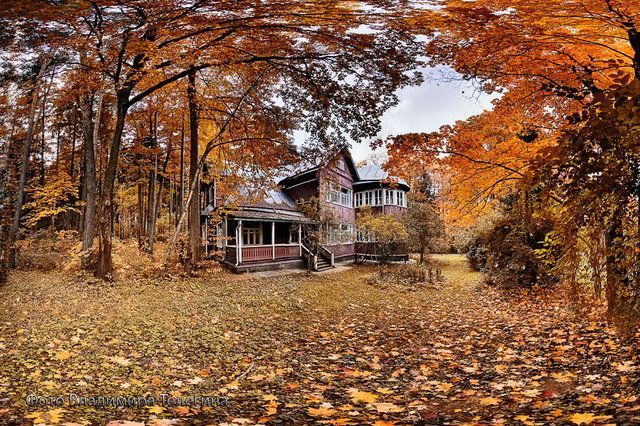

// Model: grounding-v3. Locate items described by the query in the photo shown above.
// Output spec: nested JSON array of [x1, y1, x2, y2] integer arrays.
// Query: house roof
[[202, 187, 309, 222], [356, 164, 410, 190], [227, 207, 312, 223], [278, 147, 359, 188]]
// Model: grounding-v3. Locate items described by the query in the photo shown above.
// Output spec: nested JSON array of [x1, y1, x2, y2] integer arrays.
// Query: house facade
[[201, 148, 410, 272]]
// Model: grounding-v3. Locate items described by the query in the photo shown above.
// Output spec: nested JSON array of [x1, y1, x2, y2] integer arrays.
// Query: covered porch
[[218, 209, 312, 272]]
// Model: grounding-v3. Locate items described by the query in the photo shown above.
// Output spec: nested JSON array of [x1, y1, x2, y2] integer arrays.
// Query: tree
[[24, 171, 78, 230], [404, 173, 445, 264], [356, 206, 408, 265]]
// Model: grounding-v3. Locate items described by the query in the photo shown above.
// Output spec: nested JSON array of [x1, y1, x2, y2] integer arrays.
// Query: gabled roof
[[278, 147, 359, 187]]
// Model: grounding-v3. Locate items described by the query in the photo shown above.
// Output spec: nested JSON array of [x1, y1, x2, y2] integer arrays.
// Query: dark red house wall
[[319, 152, 357, 224], [285, 179, 318, 204], [382, 205, 406, 217], [324, 243, 355, 257]]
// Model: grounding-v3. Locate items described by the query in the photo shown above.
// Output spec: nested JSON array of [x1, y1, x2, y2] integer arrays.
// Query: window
[[326, 182, 353, 207], [337, 159, 346, 171], [357, 230, 376, 243], [242, 226, 262, 245], [374, 189, 383, 206], [289, 225, 299, 243], [397, 191, 405, 207], [355, 190, 385, 207], [324, 223, 354, 244], [385, 189, 392, 205]]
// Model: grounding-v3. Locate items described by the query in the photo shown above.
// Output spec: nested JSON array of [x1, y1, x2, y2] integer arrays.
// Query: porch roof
[[227, 207, 313, 223]]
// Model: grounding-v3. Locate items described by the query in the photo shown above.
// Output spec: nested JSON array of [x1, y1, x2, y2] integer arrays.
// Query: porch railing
[[226, 244, 300, 263]]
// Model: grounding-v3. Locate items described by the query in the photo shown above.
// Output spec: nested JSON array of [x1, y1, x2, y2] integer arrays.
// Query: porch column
[[237, 220, 243, 264], [298, 223, 302, 256], [272, 221, 276, 260]]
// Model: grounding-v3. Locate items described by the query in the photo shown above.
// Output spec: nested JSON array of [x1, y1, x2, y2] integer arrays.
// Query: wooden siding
[[324, 243, 356, 257]]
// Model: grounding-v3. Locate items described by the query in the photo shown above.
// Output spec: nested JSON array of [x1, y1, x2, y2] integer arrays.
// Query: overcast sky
[[297, 65, 498, 163]]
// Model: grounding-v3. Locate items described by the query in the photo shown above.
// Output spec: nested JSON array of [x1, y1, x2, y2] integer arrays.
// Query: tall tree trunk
[[146, 112, 158, 252], [137, 182, 145, 249], [39, 94, 46, 187], [187, 71, 201, 267], [605, 210, 627, 320], [96, 89, 130, 280], [80, 91, 101, 256], [70, 121, 76, 179], [148, 142, 171, 254], [179, 115, 185, 228], [8, 57, 50, 268]]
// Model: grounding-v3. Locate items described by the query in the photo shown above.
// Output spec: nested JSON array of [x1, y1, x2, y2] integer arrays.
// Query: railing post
[[272, 221, 275, 260], [331, 252, 335, 267], [298, 224, 302, 257], [237, 220, 243, 265]]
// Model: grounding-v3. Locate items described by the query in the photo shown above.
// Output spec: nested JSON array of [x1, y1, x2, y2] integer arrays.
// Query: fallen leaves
[[375, 403, 404, 413], [349, 389, 378, 404], [2, 256, 640, 425], [569, 413, 613, 425], [308, 404, 337, 417], [54, 350, 73, 361], [479, 397, 501, 406]]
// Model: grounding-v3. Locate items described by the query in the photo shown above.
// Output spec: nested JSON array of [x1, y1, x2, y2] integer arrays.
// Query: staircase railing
[[318, 245, 335, 268], [301, 244, 318, 270]]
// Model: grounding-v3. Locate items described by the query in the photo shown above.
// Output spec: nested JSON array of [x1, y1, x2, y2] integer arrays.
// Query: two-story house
[[201, 148, 410, 272]]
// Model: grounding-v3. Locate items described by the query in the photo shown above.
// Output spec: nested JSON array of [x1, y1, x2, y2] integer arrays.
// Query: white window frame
[[242, 226, 263, 246], [326, 182, 353, 207]]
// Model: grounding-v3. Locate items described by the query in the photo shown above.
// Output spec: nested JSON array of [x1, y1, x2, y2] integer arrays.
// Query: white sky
[[295, 65, 498, 163]]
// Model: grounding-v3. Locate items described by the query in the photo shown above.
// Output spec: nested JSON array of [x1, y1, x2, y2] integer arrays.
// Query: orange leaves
[[348, 389, 378, 404], [308, 404, 337, 418], [568, 413, 613, 425]]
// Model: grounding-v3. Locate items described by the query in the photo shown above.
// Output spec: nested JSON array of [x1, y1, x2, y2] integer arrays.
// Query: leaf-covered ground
[[1, 255, 639, 425]]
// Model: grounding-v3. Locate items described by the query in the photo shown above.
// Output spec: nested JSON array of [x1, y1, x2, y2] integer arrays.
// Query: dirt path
[[0, 255, 638, 425]]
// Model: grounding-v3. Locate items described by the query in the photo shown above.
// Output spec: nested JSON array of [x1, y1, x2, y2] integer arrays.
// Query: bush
[[466, 194, 555, 288]]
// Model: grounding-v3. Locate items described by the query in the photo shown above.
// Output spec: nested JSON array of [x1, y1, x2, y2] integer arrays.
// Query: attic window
[[337, 159, 346, 171]]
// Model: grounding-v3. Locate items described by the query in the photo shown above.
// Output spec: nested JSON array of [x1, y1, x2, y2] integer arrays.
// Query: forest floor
[[1, 254, 639, 425]]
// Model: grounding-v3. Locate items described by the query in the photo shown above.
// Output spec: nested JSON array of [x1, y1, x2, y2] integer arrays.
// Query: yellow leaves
[[264, 400, 278, 416], [348, 389, 378, 404], [551, 372, 575, 383], [342, 369, 372, 378], [376, 387, 394, 395], [435, 382, 454, 393], [24, 409, 66, 424], [54, 350, 73, 361], [615, 361, 637, 372], [375, 403, 404, 413], [187, 377, 203, 385], [308, 403, 337, 417], [514, 415, 534, 425], [494, 364, 508, 374], [419, 364, 432, 376], [479, 397, 501, 406], [569, 413, 613, 425], [521, 388, 541, 398], [109, 355, 131, 367], [148, 405, 164, 415]]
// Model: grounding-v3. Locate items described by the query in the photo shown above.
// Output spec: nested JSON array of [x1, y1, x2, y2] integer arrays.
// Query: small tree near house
[[356, 206, 408, 264], [404, 173, 444, 264]]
